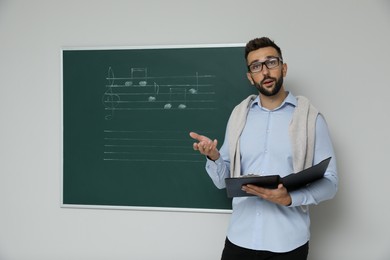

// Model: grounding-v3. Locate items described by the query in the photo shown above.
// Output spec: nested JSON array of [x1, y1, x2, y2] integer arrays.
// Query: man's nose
[[261, 65, 270, 76]]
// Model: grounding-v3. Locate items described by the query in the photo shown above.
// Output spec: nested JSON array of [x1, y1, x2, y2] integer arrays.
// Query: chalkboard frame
[[61, 43, 255, 213]]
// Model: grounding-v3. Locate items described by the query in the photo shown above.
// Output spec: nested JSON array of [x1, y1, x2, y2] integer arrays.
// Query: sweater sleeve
[[289, 114, 338, 206]]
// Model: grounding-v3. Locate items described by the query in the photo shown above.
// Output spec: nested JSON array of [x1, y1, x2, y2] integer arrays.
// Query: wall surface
[[1, 0, 390, 259]]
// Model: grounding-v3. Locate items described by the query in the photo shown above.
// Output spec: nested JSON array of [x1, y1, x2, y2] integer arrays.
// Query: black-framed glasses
[[247, 57, 283, 73]]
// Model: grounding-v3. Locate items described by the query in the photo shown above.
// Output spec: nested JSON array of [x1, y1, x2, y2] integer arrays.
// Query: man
[[189, 37, 338, 260]]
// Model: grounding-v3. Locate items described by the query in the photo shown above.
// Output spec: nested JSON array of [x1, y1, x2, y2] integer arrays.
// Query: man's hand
[[242, 183, 292, 206], [189, 132, 220, 161]]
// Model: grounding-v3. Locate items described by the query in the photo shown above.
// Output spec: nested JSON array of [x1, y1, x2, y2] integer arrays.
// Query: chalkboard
[[62, 44, 256, 212]]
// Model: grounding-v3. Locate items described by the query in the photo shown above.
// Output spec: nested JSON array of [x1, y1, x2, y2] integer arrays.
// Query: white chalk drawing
[[102, 67, 216, 119], [103, 130, 206, 163], [102, 67, 121, 120]]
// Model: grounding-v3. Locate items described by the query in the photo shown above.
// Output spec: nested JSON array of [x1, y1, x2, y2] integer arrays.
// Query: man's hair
[[244, 37, 283, 61]]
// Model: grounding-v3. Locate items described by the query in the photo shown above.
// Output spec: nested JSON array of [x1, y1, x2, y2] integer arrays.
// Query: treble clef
[[102, 67, 120, 120]]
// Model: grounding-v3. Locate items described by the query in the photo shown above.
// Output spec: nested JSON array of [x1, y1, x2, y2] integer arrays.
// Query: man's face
[[246, 47, 287, 96]]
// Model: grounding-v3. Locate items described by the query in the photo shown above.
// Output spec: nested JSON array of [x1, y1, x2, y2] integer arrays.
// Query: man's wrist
[[284, 194, 292, 206], [207, 153, 220, 161]]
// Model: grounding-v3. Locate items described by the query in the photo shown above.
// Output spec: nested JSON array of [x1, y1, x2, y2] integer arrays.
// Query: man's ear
[[246, 72, 254, 85], [282, 63, 288, 77]]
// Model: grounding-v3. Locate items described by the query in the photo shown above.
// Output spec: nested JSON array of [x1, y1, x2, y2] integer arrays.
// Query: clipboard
[[225, 157, 331, 198]]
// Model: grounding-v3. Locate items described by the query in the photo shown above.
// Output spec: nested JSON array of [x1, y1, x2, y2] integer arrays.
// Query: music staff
[[102, 67, 216, 119]]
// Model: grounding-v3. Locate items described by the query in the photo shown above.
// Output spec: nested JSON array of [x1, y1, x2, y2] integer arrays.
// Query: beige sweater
[[227, 95, 319, 177]]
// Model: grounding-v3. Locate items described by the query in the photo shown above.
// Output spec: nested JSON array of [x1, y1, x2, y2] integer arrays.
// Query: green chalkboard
[[62, 44, 256, 212]]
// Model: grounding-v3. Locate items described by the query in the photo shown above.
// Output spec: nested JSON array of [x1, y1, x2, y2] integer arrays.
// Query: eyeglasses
[[247, 57, 283, 73]]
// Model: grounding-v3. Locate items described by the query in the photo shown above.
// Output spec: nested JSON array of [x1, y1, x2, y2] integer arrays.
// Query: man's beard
[[254, 76, 283, 97]]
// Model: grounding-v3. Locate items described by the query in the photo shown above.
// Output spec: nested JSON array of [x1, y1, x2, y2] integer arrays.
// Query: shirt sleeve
[[289, 114, 339, 206], [204, 129, 232, 189]]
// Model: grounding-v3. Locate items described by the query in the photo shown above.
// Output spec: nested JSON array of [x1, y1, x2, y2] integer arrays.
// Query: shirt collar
[[251, 92, 297, 110]]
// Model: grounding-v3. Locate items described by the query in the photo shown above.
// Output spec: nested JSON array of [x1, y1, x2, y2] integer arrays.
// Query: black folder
[[225, 157, 331, 198]]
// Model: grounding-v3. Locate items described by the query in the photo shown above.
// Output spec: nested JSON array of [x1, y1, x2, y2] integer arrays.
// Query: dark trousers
[[221, 238, 309, 260]]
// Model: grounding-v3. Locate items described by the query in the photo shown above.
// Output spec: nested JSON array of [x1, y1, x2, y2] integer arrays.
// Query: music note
[[164, 88, 187, 109], [188, 72, 199, 94], [148, 82, 159, 102], [102, 67, 120, 120], [124, 81, 132, 87], [131, 68, 148, 86]]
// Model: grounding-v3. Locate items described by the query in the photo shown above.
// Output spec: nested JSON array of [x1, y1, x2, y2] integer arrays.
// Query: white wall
[[1, 0, 389, 259]]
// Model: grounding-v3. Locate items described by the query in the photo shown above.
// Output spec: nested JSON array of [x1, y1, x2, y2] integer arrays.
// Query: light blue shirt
[[206, 92, 338, 252]]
